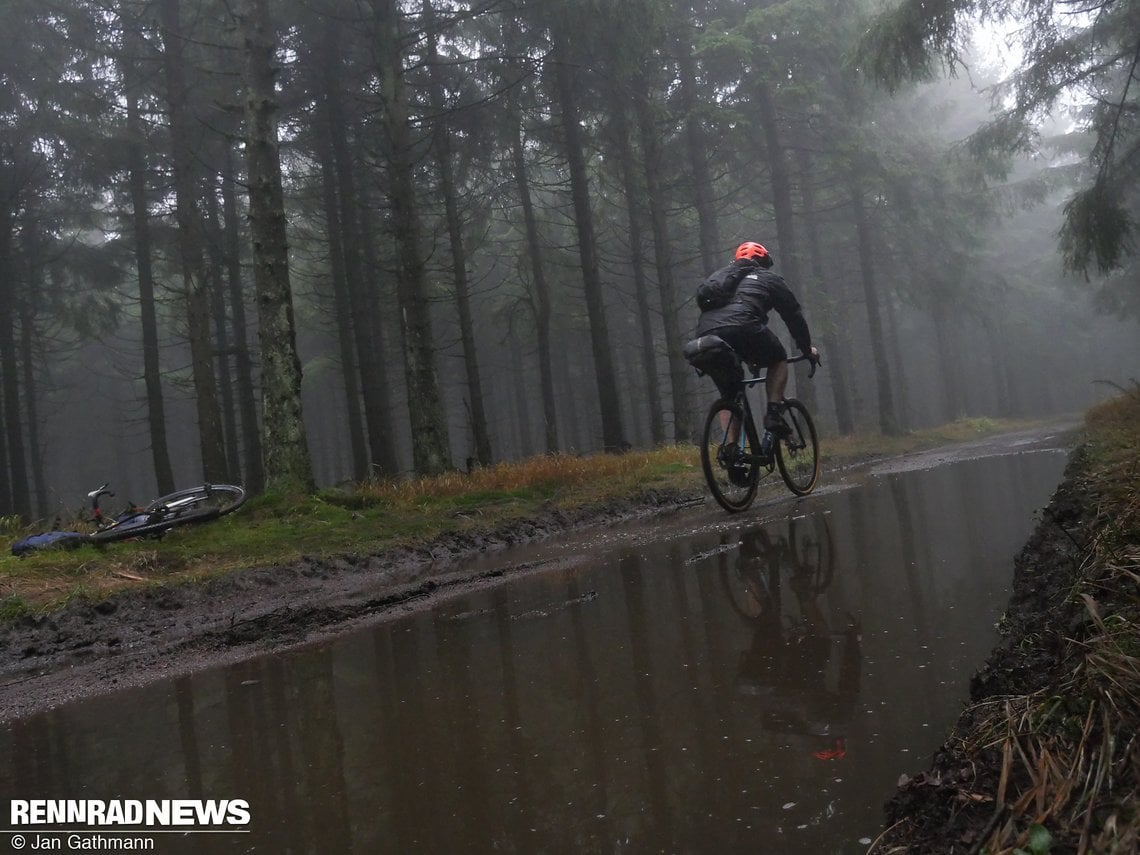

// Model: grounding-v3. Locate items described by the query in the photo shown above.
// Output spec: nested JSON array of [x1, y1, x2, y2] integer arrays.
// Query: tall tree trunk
[[315, 13, 396, 478], [158, 0, 228, 482], [795, 148, 853, 433], [610, 102, 665, 446], [203, 182, 241, 480], [501, 19, 558, 455], [557, 345, 585, 452], [850, 183, 900, 435], [0, 214, 30, 519], [508, 333, 533, 458], [633, 70, 695, 442], [20, 228, 48, 518], [18, 296, 45, 520], [0, 311, 8, 516], [508, 101, 559, 454], [930, 296, 963, 421], [422, 0, 492, 466], [237, 0, 315, 491], [671, 6, 721, 270], [220, 142, 265, 492], [923, 185, 964, 424], [356, 198, 401, 475], [753, 84, 801, 286], [337, 143, 391, 479], [899, 233, 959, 425], [549, 28, 626, 452], [0, 383, 9, 515], [372, 0, 452, 475], [988, 313, 1020, 417], [882, 284, 911, 430], [753, 81, 819, 413], [314, 96, 370, 482], [122, 15, 175, 495]]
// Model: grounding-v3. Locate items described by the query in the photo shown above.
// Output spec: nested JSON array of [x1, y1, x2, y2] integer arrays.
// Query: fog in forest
[[1, 0, 1137, 521]]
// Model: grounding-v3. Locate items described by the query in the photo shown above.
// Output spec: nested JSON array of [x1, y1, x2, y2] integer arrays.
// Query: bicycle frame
[[87, 483, 140, 530], [731, 353, 816, 461], [698, 352, 821, 511]]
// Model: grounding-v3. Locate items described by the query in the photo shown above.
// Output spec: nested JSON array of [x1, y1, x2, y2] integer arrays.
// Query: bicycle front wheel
[[90, 483, 247, 543], [788, 514, 834, 594], [700, 399, 765, 513], [775, 399, 820, 496]]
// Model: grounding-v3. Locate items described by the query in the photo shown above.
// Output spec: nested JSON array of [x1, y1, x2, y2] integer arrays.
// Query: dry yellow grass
[[355, 445, 701, 505]]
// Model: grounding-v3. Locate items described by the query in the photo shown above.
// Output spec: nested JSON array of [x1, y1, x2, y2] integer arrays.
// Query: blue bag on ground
[[10, 531, 90, 557]]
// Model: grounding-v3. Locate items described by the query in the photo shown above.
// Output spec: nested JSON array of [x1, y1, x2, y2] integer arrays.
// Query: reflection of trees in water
[[723, 516, 861, 753]]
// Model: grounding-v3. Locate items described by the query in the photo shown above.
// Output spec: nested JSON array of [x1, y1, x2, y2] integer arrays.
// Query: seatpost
[[87, 483, 113, 522]]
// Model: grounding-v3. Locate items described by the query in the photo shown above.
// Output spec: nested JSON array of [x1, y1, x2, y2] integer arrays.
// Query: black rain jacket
[[695, 268, 812, 357]]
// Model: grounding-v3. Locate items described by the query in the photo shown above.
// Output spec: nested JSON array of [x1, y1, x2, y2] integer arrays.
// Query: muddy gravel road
[[0, 421, 1077, 725]]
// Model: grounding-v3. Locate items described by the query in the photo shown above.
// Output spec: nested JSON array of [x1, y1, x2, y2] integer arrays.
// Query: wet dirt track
[[0, 423, 1075, 853]]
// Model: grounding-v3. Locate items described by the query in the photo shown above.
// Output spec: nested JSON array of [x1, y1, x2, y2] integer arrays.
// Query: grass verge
[[0, 414, 1069, 618]]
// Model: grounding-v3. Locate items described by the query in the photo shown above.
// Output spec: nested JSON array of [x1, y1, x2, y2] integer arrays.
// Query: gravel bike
[[86, 482, 247, 542], [10, 482, 247, 556], [687, 340, 821, 512]]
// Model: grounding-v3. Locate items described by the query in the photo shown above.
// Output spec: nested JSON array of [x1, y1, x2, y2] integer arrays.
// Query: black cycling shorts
[[706, 325, 787, 372]]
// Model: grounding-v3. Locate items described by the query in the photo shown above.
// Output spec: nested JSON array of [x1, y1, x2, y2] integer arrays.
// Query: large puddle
[[0, 450, 1067, 853]]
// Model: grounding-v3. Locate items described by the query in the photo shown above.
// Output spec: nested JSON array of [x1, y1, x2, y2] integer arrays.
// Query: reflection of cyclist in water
[[726, 520, 861, 758]]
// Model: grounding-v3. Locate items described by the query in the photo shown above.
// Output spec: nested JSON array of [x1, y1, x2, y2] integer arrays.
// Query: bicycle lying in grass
[[10, 482, 247, 556], [685, 335, 821, 512]]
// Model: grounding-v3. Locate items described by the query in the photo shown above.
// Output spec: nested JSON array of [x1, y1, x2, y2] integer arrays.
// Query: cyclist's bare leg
[[762, 360, 791, 438], [720, 409, 741, 443], [765, 360, 789, 406]]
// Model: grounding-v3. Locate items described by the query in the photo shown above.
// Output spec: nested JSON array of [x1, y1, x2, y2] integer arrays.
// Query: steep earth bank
[[870, 416, 1138, 853]]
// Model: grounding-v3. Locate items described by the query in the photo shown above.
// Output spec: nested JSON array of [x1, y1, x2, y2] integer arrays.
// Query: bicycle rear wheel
[[90, 483, 246, 543], [775, 399, 820, 496], [721, 529, 778, 619], [700, 398, 766, 513]]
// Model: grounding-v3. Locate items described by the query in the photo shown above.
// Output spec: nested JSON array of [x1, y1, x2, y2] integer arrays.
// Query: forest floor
[[1, 397, 1137, 852]]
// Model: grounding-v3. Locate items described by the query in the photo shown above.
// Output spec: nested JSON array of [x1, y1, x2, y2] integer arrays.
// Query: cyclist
[[695, 241, 820, 437]]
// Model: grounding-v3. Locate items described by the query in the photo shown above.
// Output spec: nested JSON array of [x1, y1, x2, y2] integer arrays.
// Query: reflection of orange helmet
[[735, 241, 773, 267]]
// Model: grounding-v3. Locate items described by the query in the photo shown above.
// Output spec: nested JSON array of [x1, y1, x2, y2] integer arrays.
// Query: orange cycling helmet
[[735, 241, 772, 266]]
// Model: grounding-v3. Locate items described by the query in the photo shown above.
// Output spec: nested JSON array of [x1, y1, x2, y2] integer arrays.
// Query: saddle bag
[[683, 335, 743, 394]]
